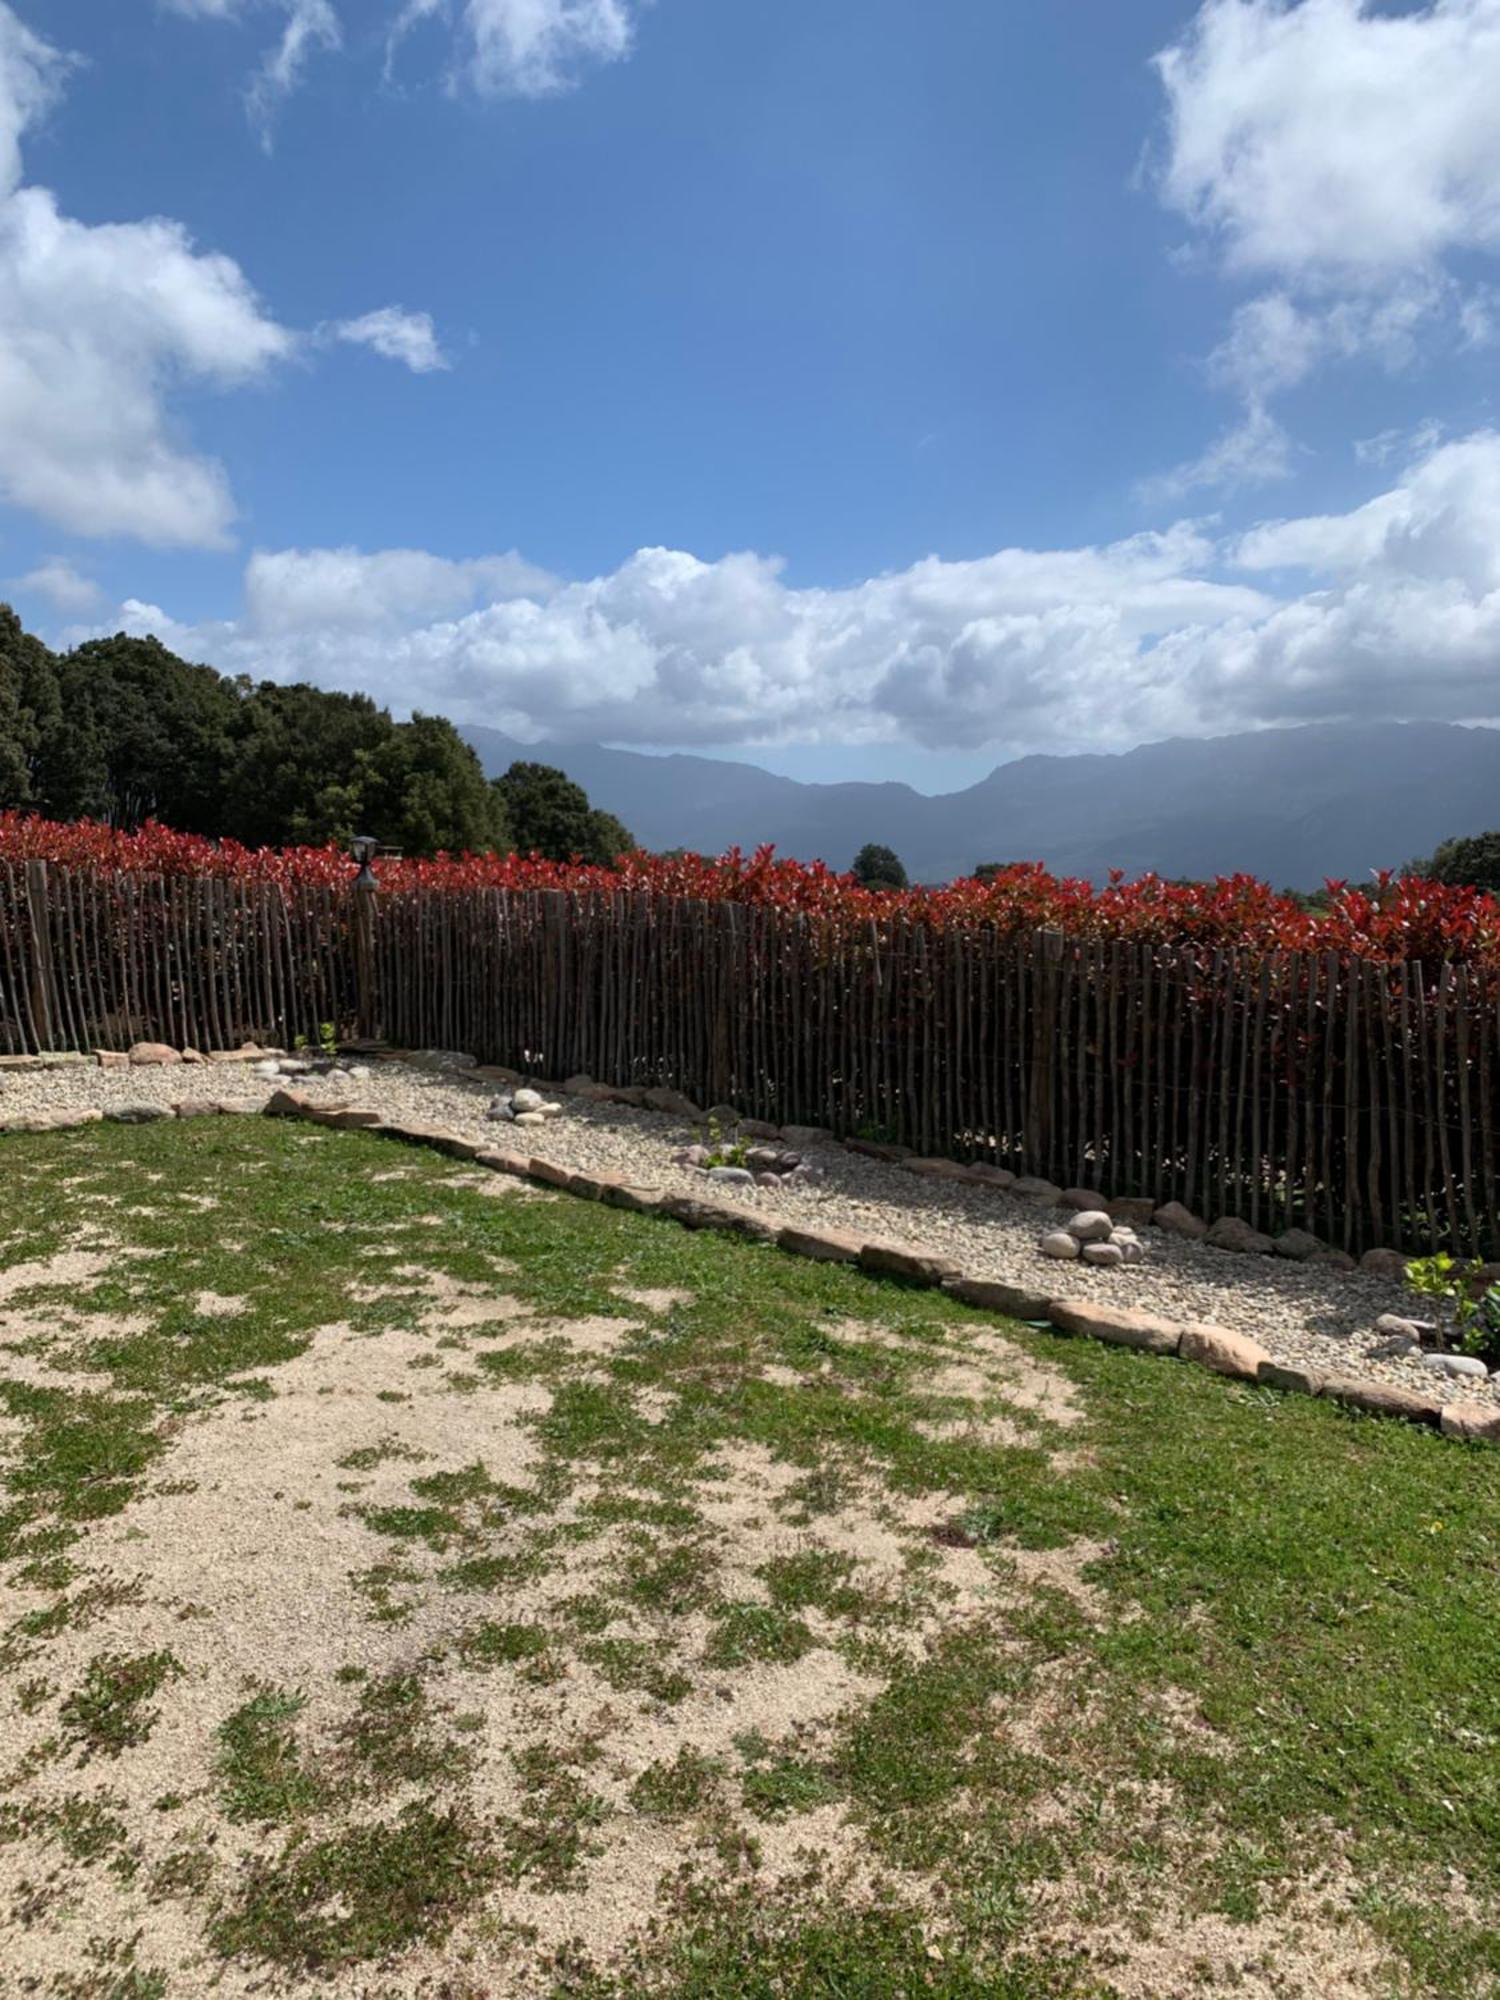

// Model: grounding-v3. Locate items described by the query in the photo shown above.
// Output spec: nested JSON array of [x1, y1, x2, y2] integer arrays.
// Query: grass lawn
[[0, 1118, 1496, 1998]]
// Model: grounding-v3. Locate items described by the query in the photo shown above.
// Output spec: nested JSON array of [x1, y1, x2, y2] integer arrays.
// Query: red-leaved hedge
[[2, 812, 1498, 968]]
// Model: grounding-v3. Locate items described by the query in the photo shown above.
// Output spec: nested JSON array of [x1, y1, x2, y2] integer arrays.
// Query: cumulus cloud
[[1156, 0, 1500, 283], [0, 3, 443, 547], [324, 306, 449, 373], [1148, 0, 1500, 495], [7, 556, 101, 612], [243, 545, 558, 630], [107, 433, 1500, 753]]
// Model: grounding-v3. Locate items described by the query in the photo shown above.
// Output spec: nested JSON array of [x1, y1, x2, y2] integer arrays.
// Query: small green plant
[[1406, 1255, 1500, 1363], [218, 1688, 323, 1823], [701, 1115, 749, 1171], [61, 1651, 183, 1758]]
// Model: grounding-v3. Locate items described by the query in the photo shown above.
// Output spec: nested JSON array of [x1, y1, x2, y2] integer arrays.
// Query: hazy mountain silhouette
[[463, 721, 1500, 888]]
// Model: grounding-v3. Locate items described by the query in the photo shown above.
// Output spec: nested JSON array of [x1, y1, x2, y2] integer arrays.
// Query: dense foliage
[[3, 811, 1498, 968], [493, 761, 635, 868], [1406, 830, 1500, 895], [0, 607, 630, 864], [852, 843, 908, 890]]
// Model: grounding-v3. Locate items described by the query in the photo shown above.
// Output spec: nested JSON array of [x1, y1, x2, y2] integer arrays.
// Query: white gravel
[[3, 1053, 1496, 1411]]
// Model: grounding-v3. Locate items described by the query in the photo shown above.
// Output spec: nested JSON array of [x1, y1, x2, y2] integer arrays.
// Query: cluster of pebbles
[[1040, 1209, 1146, 1268], [671, 1140, 825, 1191], [485, 1088, 566, 1131], [2, 1045, 1498, 1409]]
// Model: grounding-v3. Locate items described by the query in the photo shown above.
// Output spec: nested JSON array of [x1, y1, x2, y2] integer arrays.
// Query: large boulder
[[641, 1086, 704, 1119], [1272, 1228, 1322, 1260], [1359, 1248, 1409, 1279], [1153, 1202, 1206, 1239], [128, 1042, 181, 1066], [1107, 1196, 1157, 1229], [1204, 1216, 1274, 1256], [1012, 1176, 1063, 1203], [1058, 1186, 1108, 1212]]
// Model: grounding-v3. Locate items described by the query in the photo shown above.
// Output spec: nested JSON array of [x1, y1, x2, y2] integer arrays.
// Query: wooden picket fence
[[4, 859, 1498, 1256]]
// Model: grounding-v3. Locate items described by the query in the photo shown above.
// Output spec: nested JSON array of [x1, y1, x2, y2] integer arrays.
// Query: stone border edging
[[5, 1088, 1498, 1449]]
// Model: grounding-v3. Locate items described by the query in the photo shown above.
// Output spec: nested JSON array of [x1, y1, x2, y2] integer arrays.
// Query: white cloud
[[1148, 1, 1500, 496], [243, 545, 558, 630], [0, 178, 294, 547], [161, 0, 341, 142], [246, 0, 340, 145], [386, 0, 640, 97], [1155, 0, 1500, 283], [8, 556, 101, 612], [1139, 404, 1294, 503], [0, 3, 443, 547], [108, 433, 1500, 753], [0, 1, 66, 196], [325, 306, 449, 373]]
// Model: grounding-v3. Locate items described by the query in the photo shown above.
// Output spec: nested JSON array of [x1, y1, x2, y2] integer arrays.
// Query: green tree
[[492, 762, 634, 864], [220, 683, 391, 849], [0, 603, 61, 809], [39, 634, 238, 832], [1404, 831, 1500, 894], [852, 842, 908, 890], [353, 714, 511, 856]]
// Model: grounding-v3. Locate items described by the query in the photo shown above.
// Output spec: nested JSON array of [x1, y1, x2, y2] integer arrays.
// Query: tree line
[[0, 605, 633, 864]]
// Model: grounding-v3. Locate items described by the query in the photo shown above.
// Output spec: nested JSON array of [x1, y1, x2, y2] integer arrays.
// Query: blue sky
[[2, 0, 1499, 790]]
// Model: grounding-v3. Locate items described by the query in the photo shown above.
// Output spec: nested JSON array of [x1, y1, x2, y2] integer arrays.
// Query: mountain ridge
[[461, 721, 1500, 889]]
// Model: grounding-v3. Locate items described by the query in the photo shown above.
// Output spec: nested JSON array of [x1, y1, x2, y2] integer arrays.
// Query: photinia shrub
[[2, 813, 1499, 969]]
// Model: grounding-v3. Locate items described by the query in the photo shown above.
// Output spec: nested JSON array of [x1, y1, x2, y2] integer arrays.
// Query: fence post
[[1024, 927, 1065, 1175], [24, 859, 58, 1053], [353, 879, 378, 1043]]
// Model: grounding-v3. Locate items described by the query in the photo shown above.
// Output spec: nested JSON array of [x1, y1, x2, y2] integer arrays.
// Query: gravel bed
[[4, 1056, 1496, 1411]]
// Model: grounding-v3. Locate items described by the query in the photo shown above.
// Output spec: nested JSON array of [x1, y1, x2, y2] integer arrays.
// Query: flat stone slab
[[377, 1122, 481, 1159], [1179, 1324, 1272, 1380], [777, 1225, 864, 1264], [1440, 1401, 1500, 1443], [945, 1276, 1055, 1320], [1258, 1359, 1325, 1397], [530, 1159, 600, 1197], [1320, 1376, 1443, 1427], [858, 1242, 962, 1287], [600, 1183, 663, 1214], [1047, 1300, 1182, 1354]]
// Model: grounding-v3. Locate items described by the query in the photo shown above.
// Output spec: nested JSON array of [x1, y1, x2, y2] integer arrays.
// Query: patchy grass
[[59, 1650, 182, 1759], [212, 1800, 496, 1971], [217, 1686, 323, 1824], [0, 1117, 1496, 1996]]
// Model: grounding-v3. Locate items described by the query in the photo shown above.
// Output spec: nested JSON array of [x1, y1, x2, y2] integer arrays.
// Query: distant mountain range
[[462, 721, 1500, 889]]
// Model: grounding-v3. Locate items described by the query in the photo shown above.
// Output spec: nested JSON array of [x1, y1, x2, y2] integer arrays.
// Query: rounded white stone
[[1040, 1230, 1081, 1260]]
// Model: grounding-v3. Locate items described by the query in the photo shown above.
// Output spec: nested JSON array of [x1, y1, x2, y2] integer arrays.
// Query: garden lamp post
[[350, 836, 379, 1039], [351, 833, 379, 890]]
